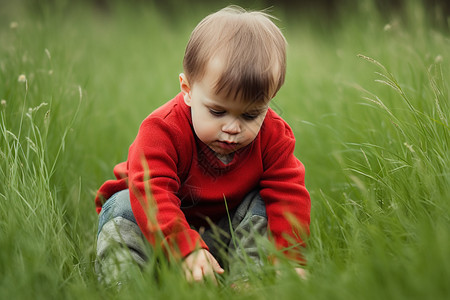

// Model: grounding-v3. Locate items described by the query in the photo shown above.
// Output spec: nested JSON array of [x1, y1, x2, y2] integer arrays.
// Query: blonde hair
[[183, 6, 287, 103]]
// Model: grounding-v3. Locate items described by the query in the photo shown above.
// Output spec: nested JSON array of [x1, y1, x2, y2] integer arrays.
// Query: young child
[[95, 6, 311, 284]]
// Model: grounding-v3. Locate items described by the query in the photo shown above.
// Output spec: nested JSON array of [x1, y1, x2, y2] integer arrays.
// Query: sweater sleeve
[[260, 116, 311, 263], [127, 117, 208, 259]]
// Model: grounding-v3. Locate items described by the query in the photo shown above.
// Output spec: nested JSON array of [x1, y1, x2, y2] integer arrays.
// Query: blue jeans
[[95, 189, 268, 284]]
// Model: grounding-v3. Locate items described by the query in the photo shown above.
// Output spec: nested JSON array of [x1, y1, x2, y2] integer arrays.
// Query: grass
[[0, 0, 449, 299]]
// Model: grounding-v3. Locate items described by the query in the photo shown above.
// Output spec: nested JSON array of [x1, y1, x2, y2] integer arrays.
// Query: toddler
[[95, 6, 311, 285]]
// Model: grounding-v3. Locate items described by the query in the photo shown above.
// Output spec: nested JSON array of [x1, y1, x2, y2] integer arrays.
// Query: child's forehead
[[204, 56, 226, 81], [195, 57, 226, 93]]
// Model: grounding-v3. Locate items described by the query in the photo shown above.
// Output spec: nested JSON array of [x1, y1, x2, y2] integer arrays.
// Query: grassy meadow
[[0, 0, 449, 299]]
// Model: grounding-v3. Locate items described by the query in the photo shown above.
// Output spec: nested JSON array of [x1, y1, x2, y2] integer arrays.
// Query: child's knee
[[96, 190, 149, 282], [97, 217, 147, 258], [247, 191, 266, 218], [97, 189, 136, 236]]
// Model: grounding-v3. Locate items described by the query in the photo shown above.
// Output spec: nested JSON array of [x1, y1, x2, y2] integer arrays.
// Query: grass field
[[1, 0, 449, 299]]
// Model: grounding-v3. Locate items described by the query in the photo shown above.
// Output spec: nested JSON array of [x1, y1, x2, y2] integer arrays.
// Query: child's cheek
[[194, 119, 218, 142], [246, 121, 263, 140]]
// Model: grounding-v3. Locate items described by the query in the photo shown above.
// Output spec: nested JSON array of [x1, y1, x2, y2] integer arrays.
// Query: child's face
[[180, 61, 269, 157]]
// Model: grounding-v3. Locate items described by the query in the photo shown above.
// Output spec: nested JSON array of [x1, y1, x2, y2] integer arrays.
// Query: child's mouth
[[216, 141, 238, 151]]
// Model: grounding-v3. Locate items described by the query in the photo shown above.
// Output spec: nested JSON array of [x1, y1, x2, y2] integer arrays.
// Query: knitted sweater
[[95, 93, 311, 260]]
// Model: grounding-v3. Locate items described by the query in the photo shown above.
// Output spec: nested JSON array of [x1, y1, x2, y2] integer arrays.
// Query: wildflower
[[383, 24, 392, 32], [1, 99, 6, 107], [10, 22, 18, 29], [435, 55, 443, 63], [18, 74, 26, 82]]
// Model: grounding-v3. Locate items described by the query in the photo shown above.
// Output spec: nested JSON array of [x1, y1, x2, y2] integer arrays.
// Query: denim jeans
[[95, 189, 268, 284]]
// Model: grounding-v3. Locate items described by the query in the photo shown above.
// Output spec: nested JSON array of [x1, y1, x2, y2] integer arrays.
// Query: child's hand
[[293, 267, 308, 280], [273, 258, 308, 280], [182, 249, 224, 284]]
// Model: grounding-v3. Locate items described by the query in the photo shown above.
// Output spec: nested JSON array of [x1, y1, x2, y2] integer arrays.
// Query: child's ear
[[179, 73, 192, 106]]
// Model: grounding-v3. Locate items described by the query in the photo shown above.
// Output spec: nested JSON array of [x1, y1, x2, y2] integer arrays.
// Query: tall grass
[[0, 0, 449, 299]]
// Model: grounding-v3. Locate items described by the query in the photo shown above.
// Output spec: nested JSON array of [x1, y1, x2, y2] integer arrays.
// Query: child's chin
[[209, 144, 237, 155], [212, 148, 234, 156]]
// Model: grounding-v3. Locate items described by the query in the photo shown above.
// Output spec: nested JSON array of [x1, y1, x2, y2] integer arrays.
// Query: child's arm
[[182, 249, 224, 283], [260, 112, 311, 263], [127, 115, 208, 258]]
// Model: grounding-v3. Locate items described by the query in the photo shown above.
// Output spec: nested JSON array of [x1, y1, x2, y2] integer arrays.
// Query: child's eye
[[242, 113, 259, 120], [209, 109, 225, 117]]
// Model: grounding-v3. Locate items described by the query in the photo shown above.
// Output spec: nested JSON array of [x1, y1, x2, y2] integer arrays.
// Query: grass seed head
[[434, 55, 443, 63], [403, 142, 415, 153], [18, 74, 26, 82]]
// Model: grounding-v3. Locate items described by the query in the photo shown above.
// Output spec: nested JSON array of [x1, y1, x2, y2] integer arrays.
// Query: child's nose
[[222, 118, 241, 134]]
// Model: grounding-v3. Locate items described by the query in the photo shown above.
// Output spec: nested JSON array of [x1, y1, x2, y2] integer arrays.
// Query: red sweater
[[95, 93, 310, 261]]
